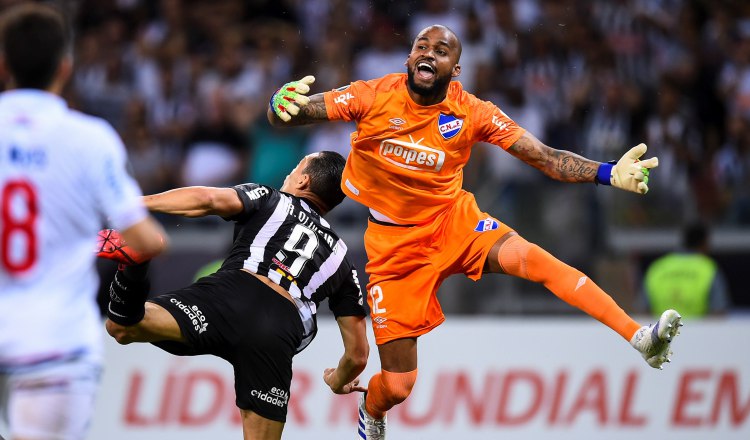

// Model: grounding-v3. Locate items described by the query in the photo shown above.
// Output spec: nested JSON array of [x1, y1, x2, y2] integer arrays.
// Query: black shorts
[[148, 270, 304, 422]]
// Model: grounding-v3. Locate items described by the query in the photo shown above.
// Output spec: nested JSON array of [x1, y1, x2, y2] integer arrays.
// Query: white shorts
[[0, 355, 101, 440]]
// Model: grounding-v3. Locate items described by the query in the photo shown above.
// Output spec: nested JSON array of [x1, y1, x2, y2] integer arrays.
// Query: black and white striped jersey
[[219, 183, 365, 352]]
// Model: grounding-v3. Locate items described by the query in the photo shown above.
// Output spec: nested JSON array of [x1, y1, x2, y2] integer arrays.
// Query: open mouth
[[416, 62, 435, 80]]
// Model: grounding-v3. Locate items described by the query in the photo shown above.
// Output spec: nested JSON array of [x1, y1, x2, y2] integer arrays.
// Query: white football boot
[[358, 392, 386, 439], [630, 309, 683, 369]]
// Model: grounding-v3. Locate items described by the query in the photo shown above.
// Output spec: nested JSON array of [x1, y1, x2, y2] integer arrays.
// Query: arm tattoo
[[508, 133, 599, 183], [281, 94, 328, 126], [552, 150, 599, 182], [298, 96, 328, 122]]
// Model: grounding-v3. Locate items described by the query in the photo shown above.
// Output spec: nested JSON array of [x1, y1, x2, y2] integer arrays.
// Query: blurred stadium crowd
[[2, 0, 748, 312]]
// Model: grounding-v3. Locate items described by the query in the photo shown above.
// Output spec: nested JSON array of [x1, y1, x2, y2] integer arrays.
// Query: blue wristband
[[269, 89, 278, 111], [596, 162, 614, 185]]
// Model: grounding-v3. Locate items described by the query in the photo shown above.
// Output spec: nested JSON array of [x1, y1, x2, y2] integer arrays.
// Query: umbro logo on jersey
[[474, 217, 499, 232], [170, 298, 209, 334], [438, 113, 463, 139], [389, 117, 406, 130]]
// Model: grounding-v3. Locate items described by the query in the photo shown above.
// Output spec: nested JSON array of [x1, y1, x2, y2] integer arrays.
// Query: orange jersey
[[323, 73, 525, 224]]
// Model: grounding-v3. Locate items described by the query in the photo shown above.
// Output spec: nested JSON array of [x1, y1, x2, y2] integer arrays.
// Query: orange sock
[[365, 369, 418, 419], [497, 235, 641, 340]]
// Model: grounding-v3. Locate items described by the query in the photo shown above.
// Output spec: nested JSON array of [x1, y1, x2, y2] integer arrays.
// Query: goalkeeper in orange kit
[[268, 24, 682, 440]]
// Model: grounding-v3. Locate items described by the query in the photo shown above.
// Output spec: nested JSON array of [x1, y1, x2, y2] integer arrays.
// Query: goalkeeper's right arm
[[267, 75, 329, 126]]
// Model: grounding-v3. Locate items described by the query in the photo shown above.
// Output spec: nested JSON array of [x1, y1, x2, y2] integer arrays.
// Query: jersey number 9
[[281, 224, 319, 277]]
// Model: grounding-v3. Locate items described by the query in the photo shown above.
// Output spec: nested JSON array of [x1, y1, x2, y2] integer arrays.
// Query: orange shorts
[[364, 190, 514, 345]]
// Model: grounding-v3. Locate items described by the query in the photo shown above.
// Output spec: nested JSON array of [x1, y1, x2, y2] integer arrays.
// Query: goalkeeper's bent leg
[[107, 261, 151, 326], [496, 235, 641, 340]]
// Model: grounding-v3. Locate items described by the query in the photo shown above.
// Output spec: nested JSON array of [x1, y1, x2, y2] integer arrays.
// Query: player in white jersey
[[0, 4, 167, 440]]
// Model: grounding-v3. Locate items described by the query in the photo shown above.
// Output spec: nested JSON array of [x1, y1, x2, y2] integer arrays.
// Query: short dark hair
[[0, 3, 70, 89], [303, 151, 347, 212]]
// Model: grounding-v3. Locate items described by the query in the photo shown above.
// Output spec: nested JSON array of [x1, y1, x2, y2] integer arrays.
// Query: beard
[[407, 68, 452, 97]]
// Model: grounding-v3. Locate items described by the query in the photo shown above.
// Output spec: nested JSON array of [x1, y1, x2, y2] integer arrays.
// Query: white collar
[[0, 89, 67, 113]]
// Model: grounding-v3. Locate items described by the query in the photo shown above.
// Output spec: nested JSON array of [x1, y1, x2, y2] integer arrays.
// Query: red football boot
[[96, 229, 150, 267]]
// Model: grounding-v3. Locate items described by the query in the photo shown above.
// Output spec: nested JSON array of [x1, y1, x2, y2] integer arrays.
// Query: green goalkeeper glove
[[596, 143, 659, 194], [269, 75, 316, 122]]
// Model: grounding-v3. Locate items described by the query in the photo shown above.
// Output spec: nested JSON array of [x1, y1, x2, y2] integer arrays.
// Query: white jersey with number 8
[[0, 90, 147, 368]]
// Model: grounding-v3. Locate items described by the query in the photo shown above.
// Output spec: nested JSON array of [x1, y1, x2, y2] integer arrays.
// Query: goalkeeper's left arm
[[506, 131, 658, 194], [597, 143, 658, 194]]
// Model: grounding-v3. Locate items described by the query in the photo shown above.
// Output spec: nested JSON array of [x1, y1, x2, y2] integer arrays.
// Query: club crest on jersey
[[438, 113, 463, 139], [475, 217, 499, 232]]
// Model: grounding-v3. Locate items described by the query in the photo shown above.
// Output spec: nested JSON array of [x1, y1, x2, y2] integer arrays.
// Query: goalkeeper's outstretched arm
[[267, 93, 328, 127], [267, 75, 329, 126], [506, 131, 658, 194]]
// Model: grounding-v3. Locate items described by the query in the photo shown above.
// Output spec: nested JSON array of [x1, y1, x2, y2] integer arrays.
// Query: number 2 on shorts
[[369, 285, 387, 314]]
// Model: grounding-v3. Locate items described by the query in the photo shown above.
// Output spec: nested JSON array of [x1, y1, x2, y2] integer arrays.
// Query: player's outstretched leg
[[630, 309, 683, 369], [358, 392, 386, 440]]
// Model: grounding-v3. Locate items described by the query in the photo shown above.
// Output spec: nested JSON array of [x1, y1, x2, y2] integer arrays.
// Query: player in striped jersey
[[98, 151, 368, 440]]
